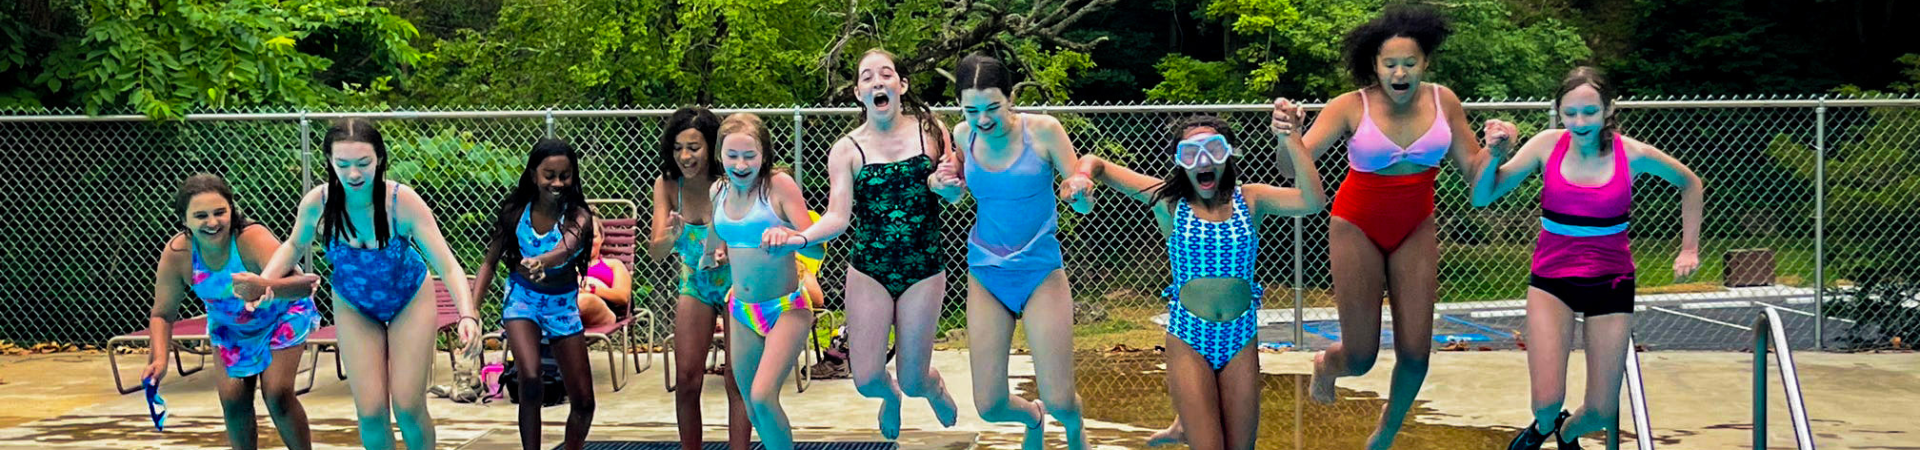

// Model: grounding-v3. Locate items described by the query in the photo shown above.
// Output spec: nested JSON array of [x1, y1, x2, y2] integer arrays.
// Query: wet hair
[[854, 48, 943, 141], [1148, 115, 1244, 208], [659, 106, 723, 181], [1341, 3, 1452, 87], [168, 172, 260, 250], [955, 52, 1015, 98], [319, 118, 392, 245], [717, 113, 779, 195], [488, 138, 596, 273], [1555, 66, 1621, 150]]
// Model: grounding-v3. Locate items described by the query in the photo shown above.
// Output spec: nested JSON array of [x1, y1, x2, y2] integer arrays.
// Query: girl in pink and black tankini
[[1472, 67, 1703, 450]]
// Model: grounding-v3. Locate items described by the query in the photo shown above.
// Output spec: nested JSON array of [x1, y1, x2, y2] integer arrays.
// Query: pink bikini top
[[1346, 84, 1451, 173]]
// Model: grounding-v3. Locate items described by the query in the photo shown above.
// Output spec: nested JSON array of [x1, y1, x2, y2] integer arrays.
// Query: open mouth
[[1195, 169, 1219, 191], [1389, 82, 1412, 92], [199, 227, 223, 237], [729, 169, 753, 179], [872, 91, 892, 109], [977, 121, 998, 134]]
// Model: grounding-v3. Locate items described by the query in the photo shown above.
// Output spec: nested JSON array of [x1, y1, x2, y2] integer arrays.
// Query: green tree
[[23, 0, 420, 118], [1147, 0, 1590, 102]]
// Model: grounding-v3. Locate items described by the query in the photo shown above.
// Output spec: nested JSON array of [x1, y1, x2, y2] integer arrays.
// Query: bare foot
[[1146, 420, 1184, 447], [879, 396, 902, 440], [1310, 351, 1337, 404], [1366, 403, 1404, 450], [926, 376, 960, 428], [1022, 400, 1047, 450]]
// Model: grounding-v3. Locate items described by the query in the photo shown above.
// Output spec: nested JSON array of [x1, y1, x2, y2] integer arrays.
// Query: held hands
[[1059, 173, 1094, 213], [928, 151, 966, 198], [761, 226, 808, 256], [235, 272, 319, 312], [1483, 119, 1519, 155], [1271, 97, 1305, 136]]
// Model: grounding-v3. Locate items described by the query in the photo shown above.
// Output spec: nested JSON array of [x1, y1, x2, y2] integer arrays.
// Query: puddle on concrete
[[999, 353, 1520, 450]]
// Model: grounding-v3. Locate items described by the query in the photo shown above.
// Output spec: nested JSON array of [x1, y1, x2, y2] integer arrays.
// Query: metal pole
[[1293, 216, 1305, 347], [1754, 315, 1769, 450], [545, 108, 556, 138], [1813, 97, 1827, 350], [298, 111, 314, 272], [792, 107, 806, 186]]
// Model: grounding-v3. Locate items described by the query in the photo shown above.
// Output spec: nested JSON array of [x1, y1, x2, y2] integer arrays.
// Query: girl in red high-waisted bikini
[[1258, 5, 1517, 450]]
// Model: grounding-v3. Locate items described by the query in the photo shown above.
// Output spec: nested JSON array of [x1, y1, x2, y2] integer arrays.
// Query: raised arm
[[1078, 155, 1164, 204], [1437, 85, 1497, 192], [1246, 116, 1328, 217], [1626, 136, 1705, 278], [1298, 93, 1358, 163], [1471, 129, 1556, 207], [928, 123, 971, 204]]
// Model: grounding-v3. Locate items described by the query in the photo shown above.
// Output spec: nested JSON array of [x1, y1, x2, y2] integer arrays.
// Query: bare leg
[[1561, 313, 1632, 443], [1022, 271, 1087, 450], [672, 297, 730, 450], [504, 321, 547, 450], [332, 296, 395, 449], [732, 307, 814, 450], [1525, 288, 1577, 436], [1367, 217, 1440, 450], [1164, 334, 1224, 450], [259, 345, 313, 450], [1314, 217, 1388, 404], [553, 333, 597, 450], [214, 368, 259, 450], [894, 272, 958, 427], [577, 292, 616, 330], [1217, 343, 1261, 450], [383, 283, 442, 450], [845, 267, 904, 438], [965, 273, 1047, 450]]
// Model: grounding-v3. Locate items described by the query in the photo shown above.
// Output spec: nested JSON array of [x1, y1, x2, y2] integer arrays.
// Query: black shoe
[[1509, 410, 1570, 450], [1553, 411, 1582, 450], [1507, 420, 1554, 450]]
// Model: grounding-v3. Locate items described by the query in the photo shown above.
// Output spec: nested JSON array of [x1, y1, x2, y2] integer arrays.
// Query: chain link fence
[[4, 98, 1917, 362]]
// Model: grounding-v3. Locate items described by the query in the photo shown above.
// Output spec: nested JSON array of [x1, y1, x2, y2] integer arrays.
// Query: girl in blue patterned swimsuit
[[1073, 111, 1323, 450], [473, 138, 599, 450], [243, 119, 481, 450], [146, 173, 321, 450]]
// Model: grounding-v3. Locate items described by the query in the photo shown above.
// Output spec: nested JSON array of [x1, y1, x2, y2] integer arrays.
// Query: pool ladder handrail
[[1752, 305, 1817, 450], [1607, 334, 1656, 450]]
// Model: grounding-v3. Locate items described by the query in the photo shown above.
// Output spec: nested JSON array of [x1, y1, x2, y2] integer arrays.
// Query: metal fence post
[[545, 108, 556, 138], [299, 111, 314, 271], [1814, 96, 1827, 350], [1293, 216, 1305, 347], [793, 107, 806, 186]]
